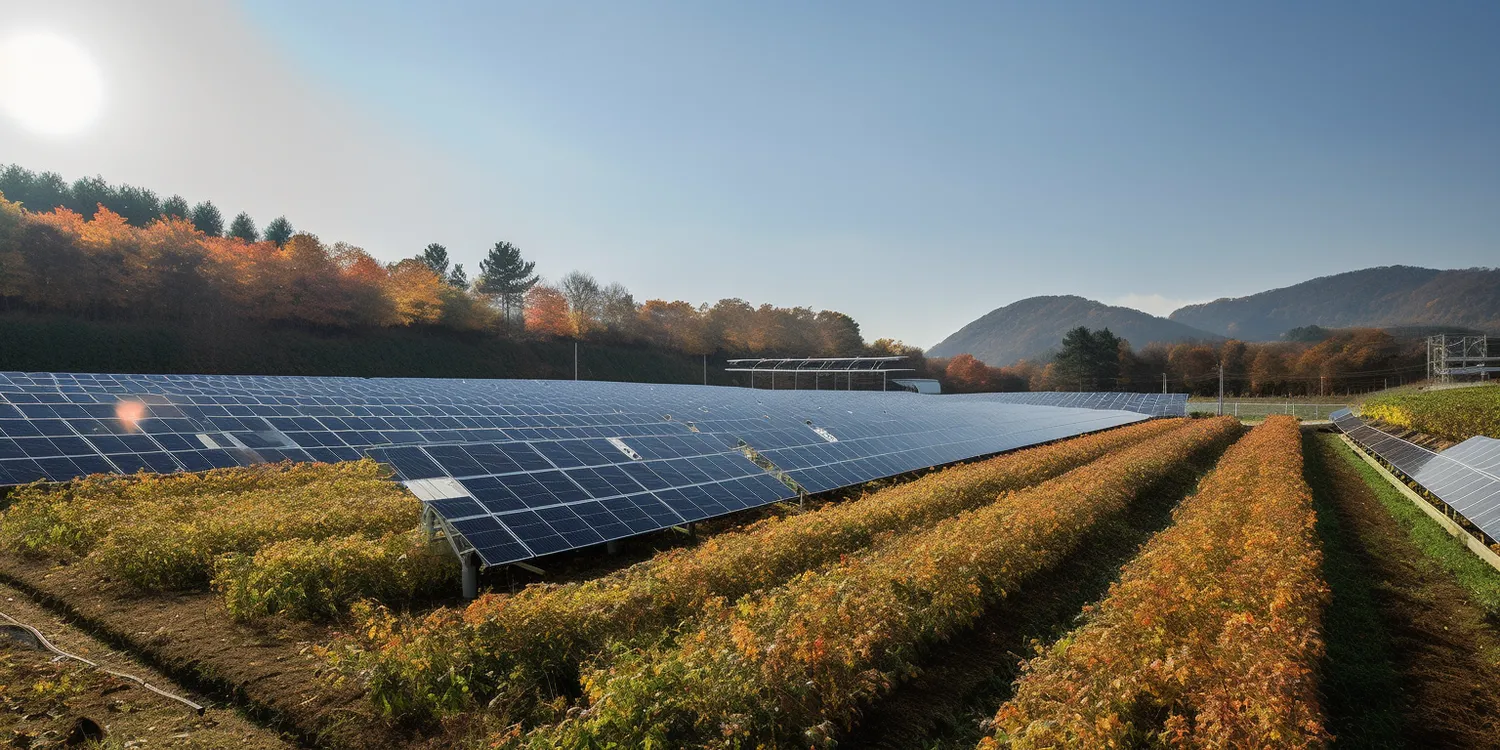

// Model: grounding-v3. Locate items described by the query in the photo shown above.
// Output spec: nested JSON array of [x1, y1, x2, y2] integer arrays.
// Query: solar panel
[[1332, 409, 1500, 542], [0, 372, 1151, 566], [950, 391, 1188, 417]]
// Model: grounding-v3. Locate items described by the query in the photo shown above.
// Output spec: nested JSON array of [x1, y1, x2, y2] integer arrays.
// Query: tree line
[[935, 325, 1430, 397], [0, 165, 894, 361]]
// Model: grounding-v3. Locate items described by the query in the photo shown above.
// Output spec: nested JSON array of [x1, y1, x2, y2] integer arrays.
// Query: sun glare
[[0, 31, 105, 136]]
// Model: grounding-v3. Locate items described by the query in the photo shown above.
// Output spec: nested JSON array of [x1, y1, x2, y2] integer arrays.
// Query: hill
[[1169, 266, 1500, 340], [928, 295, 1221, 366]]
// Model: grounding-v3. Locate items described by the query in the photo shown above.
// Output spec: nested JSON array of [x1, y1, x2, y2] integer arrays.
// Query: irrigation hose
[[0, 608, 206, 715]]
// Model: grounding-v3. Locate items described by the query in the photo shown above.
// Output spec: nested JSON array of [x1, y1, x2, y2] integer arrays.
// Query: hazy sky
[[1, 1, 1497, 348]]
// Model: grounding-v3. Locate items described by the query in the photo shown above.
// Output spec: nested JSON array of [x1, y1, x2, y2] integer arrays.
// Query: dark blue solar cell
[[534, 471, 590, 504], [0, 459, 45, 483], [498, 474, 557, 508], [151, 433, 195, 452], [424, 445, 486, 477], [619, 462, 671, 490], [36, 457, 83, 482], [566, 501, 632, 541], [0, 439, 23, 460], [534, 506, 606, 546], [31, 420, 74, 437], [497, 444, 552, 472], [429, 496, 485, 520], [0, 420, 42, 437], [70, 454, 115, 476], [564, 468, 616, 499], [368, 446, 445, 480]]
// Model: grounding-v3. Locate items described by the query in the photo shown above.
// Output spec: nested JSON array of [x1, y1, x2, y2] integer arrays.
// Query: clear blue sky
[[2, 1, 1497, 348]]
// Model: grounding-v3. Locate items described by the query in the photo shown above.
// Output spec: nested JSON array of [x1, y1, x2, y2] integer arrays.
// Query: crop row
[[1362, 385, 1500, 442], [0, 460, 442, 594], [329, 418, 1188, 723], [514, 417, 1241, 748], [983, 416, 1327, 749]]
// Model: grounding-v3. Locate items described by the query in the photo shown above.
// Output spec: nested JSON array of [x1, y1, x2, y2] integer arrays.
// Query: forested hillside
[[927, 295, 1220, 366], [1169, 265, 1500, 340], [0, 164, 922, 379]]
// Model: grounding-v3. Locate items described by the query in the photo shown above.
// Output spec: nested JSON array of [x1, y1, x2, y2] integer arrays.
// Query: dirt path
[[0, 579, 297, 749], [1309, 433, 1500, 748]]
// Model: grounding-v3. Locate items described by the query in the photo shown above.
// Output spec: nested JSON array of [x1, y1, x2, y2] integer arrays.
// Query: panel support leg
[[607, 539, 623, 555], [461, 553, 479, 600]]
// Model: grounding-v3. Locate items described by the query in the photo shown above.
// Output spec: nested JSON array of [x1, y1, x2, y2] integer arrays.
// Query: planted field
[[512, 417, 1240, 747], [7, 412, 1500, 749], [1361, 384, 1500, 441], [983, 416, 1327, 748], [330, 417, 1188, 724]]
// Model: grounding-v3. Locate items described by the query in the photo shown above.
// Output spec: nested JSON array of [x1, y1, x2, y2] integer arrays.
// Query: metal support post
[[607, 539, 623, 555], [461, 553, 479, 600]]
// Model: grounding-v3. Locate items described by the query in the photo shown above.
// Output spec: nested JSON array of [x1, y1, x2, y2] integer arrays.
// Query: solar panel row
[[0, 372, 1151, 566], [1332, 409, 1500, 542], [951, 391, 1188, 418]]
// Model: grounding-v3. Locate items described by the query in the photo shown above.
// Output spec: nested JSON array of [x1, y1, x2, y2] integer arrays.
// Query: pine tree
[[263, 216, 293, 247], [161, 195, 190, 220], [418, 243, 450, 276], [476, 240, 539, 325], [227, 212, 259, 242], [448, 263, 468, 289], [190, 201, 224, 236]]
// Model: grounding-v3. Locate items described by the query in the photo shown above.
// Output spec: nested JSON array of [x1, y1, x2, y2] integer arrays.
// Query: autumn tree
[[524, 284, 574, 337], [599, 282, 640, 339], [190, 201, 224, 237], [945, 354, 992, 393], [477, 240, 538, 326], [263, 216, 293, 247], [384, 258, 447, 326], [227, 212, 259, 242], [559, 270, 604, 335], [815, 310, 864, 355]]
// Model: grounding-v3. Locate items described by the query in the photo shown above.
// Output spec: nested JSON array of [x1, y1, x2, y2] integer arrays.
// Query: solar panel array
[[1332, 409, 1500, 542], [952, 391, 1188, 418], [0, 372, 1150, 566]]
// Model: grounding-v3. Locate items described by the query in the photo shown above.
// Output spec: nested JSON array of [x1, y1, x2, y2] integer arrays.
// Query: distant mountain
[[1169, 266, 1500, 340], [928, 296, 1222, 366]]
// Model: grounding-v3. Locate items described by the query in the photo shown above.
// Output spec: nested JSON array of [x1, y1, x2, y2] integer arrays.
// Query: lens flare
[[115, 399, 148, 433]]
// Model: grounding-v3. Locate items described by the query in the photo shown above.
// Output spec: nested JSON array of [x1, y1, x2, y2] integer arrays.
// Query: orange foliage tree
[[524, 284, 574, 337]]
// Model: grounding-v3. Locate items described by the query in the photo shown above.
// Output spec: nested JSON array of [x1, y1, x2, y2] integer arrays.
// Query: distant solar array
[[951, 391, 1188, 418], [0, 372, 1150, 567], [1332, 409, 1500, 542]]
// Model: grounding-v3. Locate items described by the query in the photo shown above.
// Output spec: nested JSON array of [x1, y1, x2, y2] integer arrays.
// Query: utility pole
[[1320, 375, 1325, 398], [1162, 373, 1167, 394], [1217, 365, 1225, 417], [573, 342, 578, 381], [703, 355, 707, 386]]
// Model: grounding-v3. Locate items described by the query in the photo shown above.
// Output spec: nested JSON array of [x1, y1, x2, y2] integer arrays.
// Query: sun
[[0, 31, 105, 137]]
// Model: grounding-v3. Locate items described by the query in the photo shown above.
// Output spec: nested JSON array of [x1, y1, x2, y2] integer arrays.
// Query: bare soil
[[1312, 434, 1500, 748], [0, 580, 296, 749]]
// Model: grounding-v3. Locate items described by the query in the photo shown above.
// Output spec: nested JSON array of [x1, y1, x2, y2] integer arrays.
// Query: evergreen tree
[[448, 263, 468, 289], [69, 175, 113, 219], [419, 243, 450, 276], [190, 201, 224, 236], [227, 212, 259, 242], [161, 195, 190, 220], [112, 185, 161, 226], [263, 216, 293, 247], [476, 240, 539, 325]]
